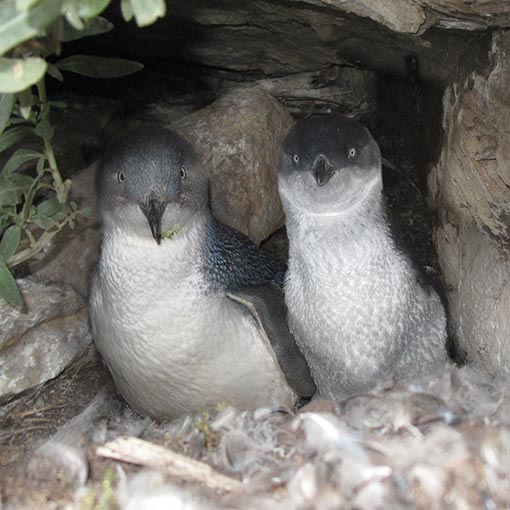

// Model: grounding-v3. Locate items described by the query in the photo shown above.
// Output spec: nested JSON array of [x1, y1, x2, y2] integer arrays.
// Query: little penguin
[[90, 127, 315, 420], [278, 114, 448, 401]]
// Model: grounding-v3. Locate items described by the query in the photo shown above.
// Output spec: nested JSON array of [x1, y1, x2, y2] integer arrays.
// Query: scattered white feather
[[81, 362, 510, 509]]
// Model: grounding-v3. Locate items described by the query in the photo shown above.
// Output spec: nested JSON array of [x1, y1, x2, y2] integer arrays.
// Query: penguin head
[[97, 127, 207, 243], [279, 115, 382, 217]]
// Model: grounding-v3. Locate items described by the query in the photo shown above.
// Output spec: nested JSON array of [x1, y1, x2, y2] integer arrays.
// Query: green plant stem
[[25, 229, 36, 246], [6, 214, 75, 268], [36, 78, 68, 203]]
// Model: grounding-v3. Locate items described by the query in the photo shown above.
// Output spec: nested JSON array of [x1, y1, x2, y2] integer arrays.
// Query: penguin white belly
[[91, 236, 293, 419], [285, 245, 411, 400]]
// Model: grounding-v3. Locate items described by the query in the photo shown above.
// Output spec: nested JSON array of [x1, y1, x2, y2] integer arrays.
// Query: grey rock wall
[[305, 0, 510, 33], [429, 31, 510, 376]]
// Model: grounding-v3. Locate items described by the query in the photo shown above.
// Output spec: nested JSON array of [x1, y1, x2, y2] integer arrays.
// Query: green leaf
[[17, 87, 34, 120], [1, 148, 42, 177], [129, 0, 166, 27], [35, 197, 61, 217], [17, 88, 34, 107], [76, 0, 110, 19], [0, 205, 17, 229], [39, 101, 50, 118], [32, 197, 69, 228], [22, 157, 44, 222], [0, 0, 63, 55], [0, 263, 23, 306], [16, 90, 40, 121], [120, 0, 133, 22], [161, 225, 181, 240], [0, 126, 34, 153], [19, 105, 31, 120], [0, 174, 34, 206], [55, 55, 143, 78], [35, 118, 54, 139], [61, 16, 113, 42], [32, 215, 53, 229], [63, 2, 84, 30], [15, 0, 40, 10], [46, 63, 64, 82], [0, 225, 21, 262], [0, 94, 15, 134], [36, 154, 46, 174], [49, 100, 67, 109], [0, 58, 47, 94]]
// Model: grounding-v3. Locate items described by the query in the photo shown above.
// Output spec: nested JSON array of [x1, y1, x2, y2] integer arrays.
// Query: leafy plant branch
[[0, 0, 166, 306]]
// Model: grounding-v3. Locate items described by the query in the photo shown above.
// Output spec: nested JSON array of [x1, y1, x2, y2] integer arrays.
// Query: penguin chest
[[91, 263, 293, 418], [285, 251, 410, 397]]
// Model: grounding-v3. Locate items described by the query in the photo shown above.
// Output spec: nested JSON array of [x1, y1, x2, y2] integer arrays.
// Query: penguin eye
[[117, 172, 126, 183], [180, 167, 187, 180], [292, 154, 300, 164], [348, 147, 358, 159]]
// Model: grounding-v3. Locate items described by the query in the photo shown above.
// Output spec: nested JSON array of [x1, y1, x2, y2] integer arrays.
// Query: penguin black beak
[[141, 198, 167, 244], [312, 156, 336, 187]]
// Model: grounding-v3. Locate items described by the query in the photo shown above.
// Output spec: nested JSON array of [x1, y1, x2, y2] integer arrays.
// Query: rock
[[311, 0, 426, 34], [81, 0, 491, 96], [29, 161, 102, 298], [428, 31, 510, 377], [247, 66, 377, 118], [0, 278, 83, 350], [0, 278, 91, 400], [417, 0, 510, 30], [308, 0, 510, 33], [174, 88, 292, 243], [50, 94, 123, 177], [29, 225, 101, 298]]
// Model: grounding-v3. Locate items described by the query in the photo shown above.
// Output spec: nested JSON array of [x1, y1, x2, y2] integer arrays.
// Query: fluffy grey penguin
[[90, 127, 315, 420], [278, 115, 447, 401]]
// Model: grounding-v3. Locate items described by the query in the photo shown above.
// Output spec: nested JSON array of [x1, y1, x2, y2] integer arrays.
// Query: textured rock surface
[[428, 31, 510, 376], [311, 0, 426, 33], [417, 0, 510, 30], [30, 161, 102, 298], [50, 94, 122, 178], [174, 88, 293, 243], [246, 66, 377, 118], [306, 0, 510, 33], [89, 0, 490, 92], [0, 279, 90, 399]]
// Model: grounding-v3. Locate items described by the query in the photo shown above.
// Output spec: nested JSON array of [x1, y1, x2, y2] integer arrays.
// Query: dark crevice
[[48, 0, 493, 273]]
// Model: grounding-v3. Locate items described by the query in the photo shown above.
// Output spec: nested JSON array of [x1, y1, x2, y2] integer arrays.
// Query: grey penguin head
[[279, 115, 382, 216], [97, 127, 207, 243]]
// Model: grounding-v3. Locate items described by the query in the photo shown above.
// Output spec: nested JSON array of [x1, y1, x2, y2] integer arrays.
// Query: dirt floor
[[0, 353, 128, 510]]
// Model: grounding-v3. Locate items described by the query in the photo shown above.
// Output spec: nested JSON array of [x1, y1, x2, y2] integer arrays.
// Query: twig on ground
[[96, 436, 243, 493]]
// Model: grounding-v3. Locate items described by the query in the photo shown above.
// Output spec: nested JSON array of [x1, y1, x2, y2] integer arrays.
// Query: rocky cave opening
[[1, 2, 510, 508], [55, 2, 487, 276]]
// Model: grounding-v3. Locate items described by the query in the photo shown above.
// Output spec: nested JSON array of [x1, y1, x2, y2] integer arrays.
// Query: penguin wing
[[227, 283, 316, 398], [203, 216, 286, 291]]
